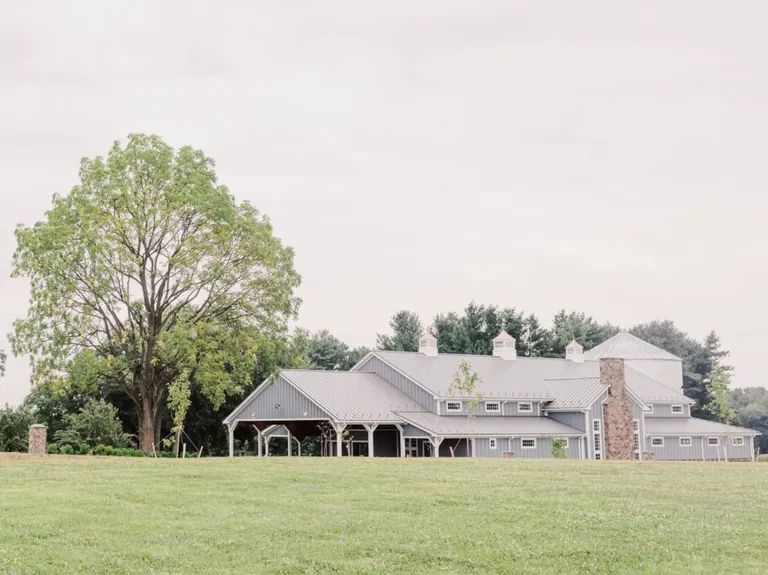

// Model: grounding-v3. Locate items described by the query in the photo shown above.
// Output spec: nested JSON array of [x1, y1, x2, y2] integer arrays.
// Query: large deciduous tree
[[376, 310, 423, 352], [11, 134, 300, 451]]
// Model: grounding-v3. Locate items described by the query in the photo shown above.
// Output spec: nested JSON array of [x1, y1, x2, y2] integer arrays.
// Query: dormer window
[[494, 341, 504, 349], [446, 401, 462, 413], [420, 339, 435, 348], [485, 402, 500, 413], [671, 405, 683, 414]]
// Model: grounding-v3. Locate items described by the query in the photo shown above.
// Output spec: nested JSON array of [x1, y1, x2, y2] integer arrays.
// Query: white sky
[[1, 1, 767, 405]]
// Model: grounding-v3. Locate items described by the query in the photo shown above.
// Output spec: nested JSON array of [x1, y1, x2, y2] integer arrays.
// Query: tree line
[[0, 133, 764, 456]]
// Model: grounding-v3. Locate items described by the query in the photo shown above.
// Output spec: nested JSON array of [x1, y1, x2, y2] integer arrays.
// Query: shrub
[[46, 443, 59, 454], [59, 444, 74, 455], [53, 399, 131, 450], [0, 404, 34, 452], [758, 454, 768, 463], [77, 443, 91, 456], [552, 438, 568, 459]]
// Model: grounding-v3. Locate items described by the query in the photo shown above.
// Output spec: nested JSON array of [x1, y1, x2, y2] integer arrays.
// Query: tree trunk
[[139, 400, 155, 452]]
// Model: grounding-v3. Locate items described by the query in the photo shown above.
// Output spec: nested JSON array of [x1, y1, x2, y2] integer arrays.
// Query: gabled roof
[[645, 417, 759, 436], [280, 370, 425, 423], [624, 368, 693, 404], [372, 351, 600, 399], [544, 377, 606, 409], [397, 411, 584, 436], [583, 332, 681, 362], [544, 367, 690, 409]]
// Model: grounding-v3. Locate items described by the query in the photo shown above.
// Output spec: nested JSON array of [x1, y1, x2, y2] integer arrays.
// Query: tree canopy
[[11, 134, 301, 450], [376, 310, 423, 352]]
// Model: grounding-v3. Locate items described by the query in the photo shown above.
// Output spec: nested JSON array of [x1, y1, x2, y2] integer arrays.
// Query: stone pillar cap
[[30, 423, 47, 428]]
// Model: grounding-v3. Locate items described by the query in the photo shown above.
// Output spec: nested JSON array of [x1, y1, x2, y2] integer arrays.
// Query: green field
[[1, 457, 766, 574]]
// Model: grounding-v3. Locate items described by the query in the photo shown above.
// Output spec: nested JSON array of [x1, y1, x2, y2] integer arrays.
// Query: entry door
[[405, 438, 418, 457]]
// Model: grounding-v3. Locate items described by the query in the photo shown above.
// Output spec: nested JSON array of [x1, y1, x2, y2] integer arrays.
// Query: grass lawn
[[1, 457, 767, 574]]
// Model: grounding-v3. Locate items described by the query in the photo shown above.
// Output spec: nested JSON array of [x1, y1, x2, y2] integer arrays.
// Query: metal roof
[[545, 377, 606, 409], [544, 367, 691, 408], [624, 368, 693, 404], [397, 411, 584, 436], [280, 370, 425, 423], [645, 417, 759, 436], [372, 351, 601, 399], [583, 332, 681, 361]]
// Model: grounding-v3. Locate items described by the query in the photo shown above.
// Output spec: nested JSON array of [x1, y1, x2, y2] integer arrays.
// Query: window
[[592, 419, 602, 458], [560, 438, 569, 449], [679, 437, 692, 447], [732, 437, 744, 446], [633, 420, 640, 452], [485, 402, 500, 413], [518, 402, 532, 413], [505, 341, 516, 348], [521, 438, 536, 449], [489, 438, 497, 449], [446, 401, 462, 413], [494, 340, 504, 349], [651, 437, 664, 447], [645, 404, 654, 414], [708, 437, 719, 447], [566, 348, 575, 355], [671, 405, 683, 414]]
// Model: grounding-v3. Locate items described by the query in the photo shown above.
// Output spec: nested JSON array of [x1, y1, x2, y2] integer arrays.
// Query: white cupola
[[492, 330, 517, 361], [565, 339, 584, 363], [418, 331, 438, 357]]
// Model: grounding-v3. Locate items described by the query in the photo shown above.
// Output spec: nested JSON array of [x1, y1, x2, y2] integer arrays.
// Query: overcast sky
[[1, 1, 766, 405]]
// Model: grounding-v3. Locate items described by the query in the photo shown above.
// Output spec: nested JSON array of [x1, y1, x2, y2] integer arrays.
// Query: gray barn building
[[224, 331, 759, 460]]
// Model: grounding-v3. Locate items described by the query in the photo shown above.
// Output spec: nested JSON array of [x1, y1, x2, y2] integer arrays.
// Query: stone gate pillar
[[28, 424, 47, 455]]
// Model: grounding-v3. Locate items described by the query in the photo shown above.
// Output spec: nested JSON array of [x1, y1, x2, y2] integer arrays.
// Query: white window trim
[[651, 437, 664, 447], [707, 436, 720, 447], [592, 419, 601, 433], [494, 341, 504, 349], [518, 402, 533, 413], [633, 420, 640, 453], [489, 438, 497, 449], [521, 438, 536, 449], [679, 437, 692, 447], [446, 401, 462, 413], [671, 405, 683, 414], [485, 402, 501, 413], [732, 437, 744, 446], [560, 438, 569, 449]]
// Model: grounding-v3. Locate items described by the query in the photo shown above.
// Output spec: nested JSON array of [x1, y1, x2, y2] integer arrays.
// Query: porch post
[[363, 424, 379, 458], [228, 421, 238, 458], [257, 428, 263, 458], [264, 436, 271, 456], [432, 436, 443, 457], [287, 430, 292, 457], [297, 438, 301, 457], [333, 423, 347, 458], [394, 424, 406, 458], [750, 436, 755, 462]]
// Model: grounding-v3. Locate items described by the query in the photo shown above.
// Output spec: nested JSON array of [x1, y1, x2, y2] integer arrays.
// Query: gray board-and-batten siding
[[231, 376, 331, 422]]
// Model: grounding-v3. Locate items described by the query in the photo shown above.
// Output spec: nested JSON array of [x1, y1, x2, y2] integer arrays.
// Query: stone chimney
[[418, 331, 438, 357], [28, 424, 47, 455], [492, 330, 517, 361], [600, 358, 635, 460], [565, 339, 584, 363]]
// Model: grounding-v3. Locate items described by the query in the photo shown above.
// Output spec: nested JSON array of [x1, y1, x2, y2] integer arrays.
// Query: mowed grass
[[1, 457, 767, 574]]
